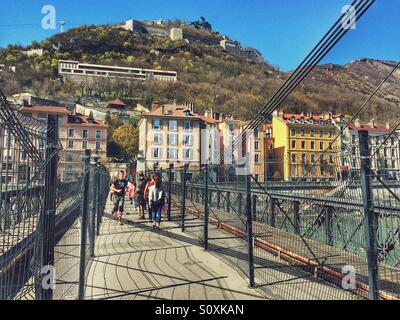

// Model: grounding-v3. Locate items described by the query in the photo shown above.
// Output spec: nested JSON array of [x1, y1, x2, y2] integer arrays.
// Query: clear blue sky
[[0, 0, 398, 71]]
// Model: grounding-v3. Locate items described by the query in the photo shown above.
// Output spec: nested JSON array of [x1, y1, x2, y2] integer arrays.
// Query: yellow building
[[272, 110, 341, 181]]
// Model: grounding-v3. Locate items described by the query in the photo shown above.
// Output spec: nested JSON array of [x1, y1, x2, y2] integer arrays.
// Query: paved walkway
[[84, 196, 263, 300]]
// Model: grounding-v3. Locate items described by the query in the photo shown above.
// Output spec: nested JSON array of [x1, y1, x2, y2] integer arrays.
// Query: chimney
[[386, 122, 391, 130], [370, 119, 376, 129], [354, 119, 361, 128], [151, 101, 160, 111]]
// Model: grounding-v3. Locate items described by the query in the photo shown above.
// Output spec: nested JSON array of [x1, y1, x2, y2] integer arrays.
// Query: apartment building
[[237, 122, 274, 183], [59, 60, 177, 83], [19, 104, 108, 181], [344, 119, 398, 180], [138, 103, 217, 172], [272, 110, 341, 181]]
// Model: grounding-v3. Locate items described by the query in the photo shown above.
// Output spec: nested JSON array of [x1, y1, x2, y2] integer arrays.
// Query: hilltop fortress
[[118, 17, 264, 64]]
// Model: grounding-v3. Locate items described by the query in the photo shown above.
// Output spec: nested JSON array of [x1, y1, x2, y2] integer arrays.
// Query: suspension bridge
[[1, 0, 400, 300]]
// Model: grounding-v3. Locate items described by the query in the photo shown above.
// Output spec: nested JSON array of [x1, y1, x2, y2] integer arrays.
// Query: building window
[[183, 148, 193, 160], [2, 163, 12, 171], [154, 133, 163, 145], [254, 129, 259, 138], [184, 121, 192, 132], [301, 141, 306, 149], [320, 142, 324, 150], [319, 131, 324, 138], [310, 129, 315, 137], [291, 154, 297, 163], [168, 134, 178, 146], [83, 129, 89, 139], [68, 129, 75, 138], [329, 142, 333, 150], [254, 141, 260, 151], [291, 140, 296, 149], [291, 129, 296, 137], [329, 130, 334, 138], [301, 129, 305, 137], [68, 140, 74, 149], [67, 154, 73, 162], [96, 130, 102, 139], [255, 154, 260, 163], [183, 134, 193, 146], [152, 147, 162, 159], [82, 140, 88, 149], [38, 113, 47, 123], [167, 147, 177, 160], [96, 141, 101, 150], [169, 120, 177, 132], [152, 119, 162, 130], [311, 141, 315, 150]]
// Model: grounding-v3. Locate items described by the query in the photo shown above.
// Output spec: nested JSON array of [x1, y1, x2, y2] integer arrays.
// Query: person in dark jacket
[[134, 172, 148, 220]]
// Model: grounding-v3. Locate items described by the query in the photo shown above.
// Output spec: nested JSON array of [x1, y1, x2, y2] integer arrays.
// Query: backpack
[[155, 189, 166, 207], [136, 177, 146, 193]]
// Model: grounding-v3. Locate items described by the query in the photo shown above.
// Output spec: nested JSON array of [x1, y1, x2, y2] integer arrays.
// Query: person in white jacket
[[148, 175, 165, 230]]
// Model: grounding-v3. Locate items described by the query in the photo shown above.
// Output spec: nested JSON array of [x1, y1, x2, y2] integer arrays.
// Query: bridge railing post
[[226, 192, 231, 213], [270, 197, 276, 228], [204, 164, 209, 250], [167, 164, 173, 221], [96, 166, 104, 236], [90, 153, 99, 257], [246, 174, 255, 288], [324, 205, 334, 247], [359, 130, 380, 300], [252, 195, 257, 222], [34, 114, 58, 300], [181, 164, 188, 232], [293, 201, 301, 235], [78, 149, 91, 300]]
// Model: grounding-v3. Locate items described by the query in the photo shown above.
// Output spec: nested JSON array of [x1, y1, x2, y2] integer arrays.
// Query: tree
[[112, 124, 139, 161]]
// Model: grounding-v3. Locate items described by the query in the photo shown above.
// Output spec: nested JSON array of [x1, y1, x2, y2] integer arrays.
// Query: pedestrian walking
[[144, 176, 153, 222], [135, 172, 147, 220], [109, 175, 116, 203], [128, 177, 136, 215], [149, 175, 165, 231], [110, 171, 128, 225]]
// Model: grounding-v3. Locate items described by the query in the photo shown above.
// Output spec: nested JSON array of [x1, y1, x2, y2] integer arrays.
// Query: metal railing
[[162, 130, 400, 300], [0, 92, 110, 300]]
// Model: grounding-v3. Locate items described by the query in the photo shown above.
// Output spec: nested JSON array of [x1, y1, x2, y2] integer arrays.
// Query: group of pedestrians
[[110, 170, 166, 230]]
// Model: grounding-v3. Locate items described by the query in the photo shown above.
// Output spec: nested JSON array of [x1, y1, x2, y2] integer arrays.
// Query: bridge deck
[[84, 197, 263, 300], [82, 195, 364, 300], [175, 196, 400, 300]]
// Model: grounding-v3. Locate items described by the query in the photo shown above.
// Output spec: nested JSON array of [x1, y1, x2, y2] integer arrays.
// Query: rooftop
[[20, 105, 70, 116], [68, 113, 108, 128], [275, 109, 343, 126], [348, 121, 391, 133]]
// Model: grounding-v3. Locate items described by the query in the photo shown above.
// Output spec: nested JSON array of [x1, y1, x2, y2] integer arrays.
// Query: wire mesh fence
[[0, 93, 110, 300], [164, 130, 400, 300]]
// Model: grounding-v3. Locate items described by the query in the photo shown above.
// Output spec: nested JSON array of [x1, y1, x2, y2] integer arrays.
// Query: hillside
[[0, 22, 399, 125], [279, 59, 400, 124]]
